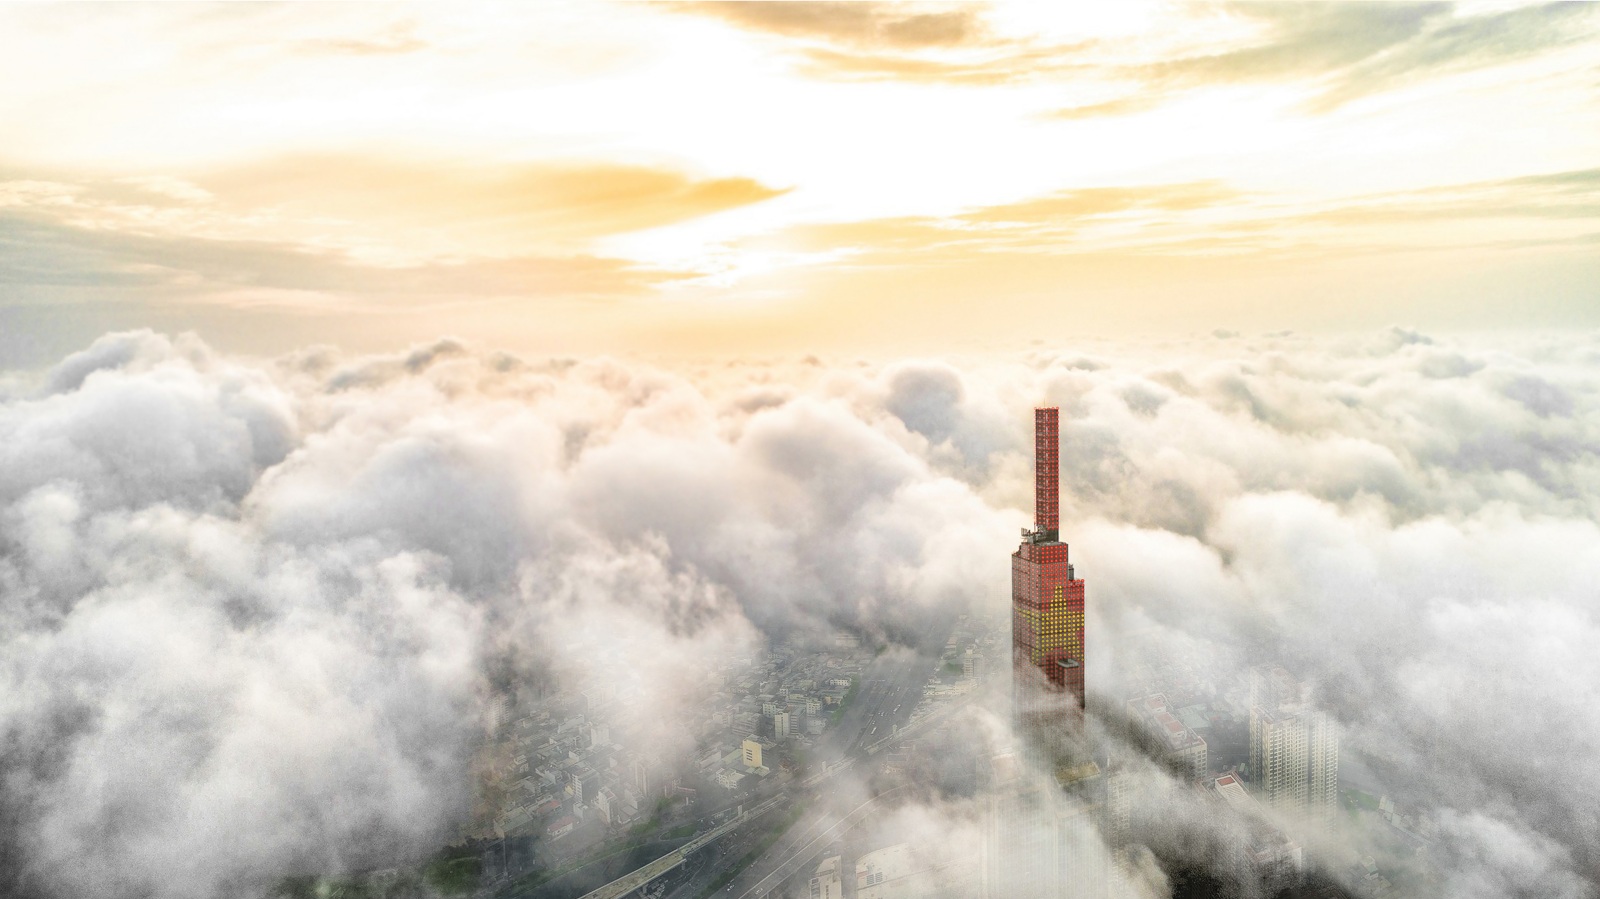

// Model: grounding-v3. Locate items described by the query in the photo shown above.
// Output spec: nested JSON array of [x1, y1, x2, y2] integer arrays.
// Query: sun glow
[[0, 2, 1597, 356]]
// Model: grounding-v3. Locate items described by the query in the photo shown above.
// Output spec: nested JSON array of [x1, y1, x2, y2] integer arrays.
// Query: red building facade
[[1012, 407, 1086, 707]]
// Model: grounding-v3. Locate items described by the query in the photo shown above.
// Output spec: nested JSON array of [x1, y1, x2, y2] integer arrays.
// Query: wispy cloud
[[1141, 2, 1599, 111], [1045, 94, 1167, 121], [678, 1, 1094, 85], [962, 182, 1240, 226], [198, 155, 790, 247], [746, 164, 1600, 273], [683, 2, 986, 50], [0, 157, 790, 308], [0, 210, 680, 307], [684, 1, 1600, 111], [290, 20, 429, 57]]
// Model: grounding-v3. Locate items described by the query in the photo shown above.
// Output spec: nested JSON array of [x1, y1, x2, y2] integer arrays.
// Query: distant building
[[569, 767, 599, 805], [1127, 693, 1208, 780], [545, 815, 577, 840], [1249, 666, 1339, 826], [809, 855, 843, 899], [733, 710, 760, 735], [858, 842, 978, 899], [963, 650, 981, 679], [486, 692, 512, 735], [1104, 766, 1135, 866], [774, 711, 791, 739], [1212, 773, 1304, 892], [741, 739, 763, 770]]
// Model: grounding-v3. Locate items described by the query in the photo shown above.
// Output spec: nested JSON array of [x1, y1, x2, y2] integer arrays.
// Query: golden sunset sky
[[2, 2, 1598, 359]]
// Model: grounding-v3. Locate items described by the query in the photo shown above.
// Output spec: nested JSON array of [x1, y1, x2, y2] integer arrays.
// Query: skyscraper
[[1013, 407, 1087, 711], [988, 407, 1108, 899], [1248, 665, 1339, 827]]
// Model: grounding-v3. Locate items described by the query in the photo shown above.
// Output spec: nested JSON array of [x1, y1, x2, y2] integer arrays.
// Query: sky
[[2, 2, 1600, 361]]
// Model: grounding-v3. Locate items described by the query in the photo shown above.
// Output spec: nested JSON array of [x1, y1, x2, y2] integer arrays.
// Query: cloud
[[792, 41, 1094, 85], [763, 181, 1243, 264], [962, 182, 1240, 227], [197, 156, 790, 246], [1140, 2, 1599, 111], [742, 163, 1600, 286], [0, 209, 678, 307], [1046, 95, 1167, 121], [678, 1, 1094, 85], [683, 2, 985, 50], [684, 1, 1599, 111], [1263, 166, 1600, 245], [0, 157, 788, 308], [4, 328, 1600, 896], [1321, 2, 1600, 109], [291, 21, 428, 57]]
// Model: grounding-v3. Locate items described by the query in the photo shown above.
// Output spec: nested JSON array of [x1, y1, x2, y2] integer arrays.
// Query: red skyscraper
[[1012, 407, 1086, 709]]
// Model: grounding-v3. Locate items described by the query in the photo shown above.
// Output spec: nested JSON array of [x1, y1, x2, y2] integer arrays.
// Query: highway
[[822, 614, 953, 760], [571, 796, 787, 899], [559, 610, 960, 899], [708, 615, 956, 899], [732, 787, 906, 899]]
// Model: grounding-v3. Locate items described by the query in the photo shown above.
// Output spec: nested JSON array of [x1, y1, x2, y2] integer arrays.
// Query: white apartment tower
[[1249, 666, 1339, 826]]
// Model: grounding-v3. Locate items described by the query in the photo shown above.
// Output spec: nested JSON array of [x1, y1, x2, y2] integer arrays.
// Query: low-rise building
[[809, 856, 843, 899], [1129, 693, 1208, 780]]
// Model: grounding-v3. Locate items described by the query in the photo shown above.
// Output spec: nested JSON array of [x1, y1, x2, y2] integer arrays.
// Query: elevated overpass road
[[570, 796, 787, 899], [733, 787, 908, 899]]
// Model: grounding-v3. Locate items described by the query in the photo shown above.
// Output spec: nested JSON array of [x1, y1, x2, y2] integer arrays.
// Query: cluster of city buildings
[[471, 687, 658, 853], [693, 635, 868, 789], [1108, 654, 1341, 891], [470, 635, 877, 858]]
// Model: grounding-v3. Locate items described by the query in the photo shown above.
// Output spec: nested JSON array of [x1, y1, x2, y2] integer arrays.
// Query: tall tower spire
[[1034, 407, 1059, 538]]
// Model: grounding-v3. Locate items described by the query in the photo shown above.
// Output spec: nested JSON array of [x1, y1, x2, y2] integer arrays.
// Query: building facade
[[1212, 773, 1305, 893], [1127, 693, 1208, 781], [809, 856, 844, 899], [1249, 665, 1339, 826]]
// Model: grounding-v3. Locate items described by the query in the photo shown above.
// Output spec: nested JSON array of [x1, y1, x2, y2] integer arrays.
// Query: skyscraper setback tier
[[1012, 406, 1086, 707]]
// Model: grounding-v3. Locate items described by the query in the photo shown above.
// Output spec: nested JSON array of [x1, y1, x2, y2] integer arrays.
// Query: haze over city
[[1, 4, 1598, 899]]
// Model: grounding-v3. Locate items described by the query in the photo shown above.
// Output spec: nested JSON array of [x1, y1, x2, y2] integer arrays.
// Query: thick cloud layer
[[1, 328, 1598, 897]]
